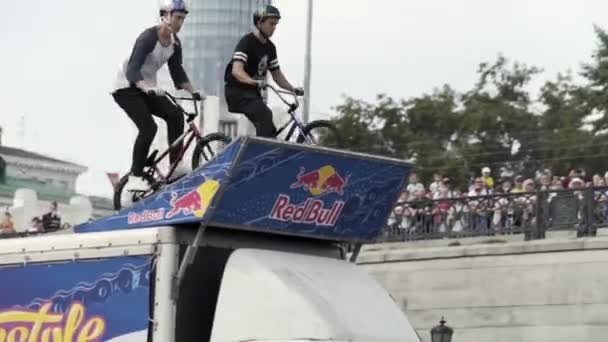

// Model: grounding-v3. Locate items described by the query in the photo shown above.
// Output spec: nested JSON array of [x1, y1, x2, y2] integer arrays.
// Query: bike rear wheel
[[191, 132, 232, 170], [113, 172, 156, 211], [296, 120, 343, 149]]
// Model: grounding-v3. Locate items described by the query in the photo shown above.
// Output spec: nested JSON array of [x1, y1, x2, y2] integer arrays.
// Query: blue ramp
[[75, 137, 412, 243]]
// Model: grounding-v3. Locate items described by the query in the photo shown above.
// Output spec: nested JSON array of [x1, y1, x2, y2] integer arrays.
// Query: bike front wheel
[[113, 173, 156, 211], [191, 132, 232, 170], [296, 120, 343, 149]]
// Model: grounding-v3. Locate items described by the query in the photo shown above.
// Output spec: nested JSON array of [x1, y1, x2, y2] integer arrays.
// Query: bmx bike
[[114, 85, 343, 211], [113, 93, 231, 210], [193, 84, 343, 160]]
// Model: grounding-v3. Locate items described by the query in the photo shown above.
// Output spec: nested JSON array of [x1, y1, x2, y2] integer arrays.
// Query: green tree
[[331, 87, 461, 184], [400, 85, 463, 184], [537, 72, 598, 176], [456, 55, 543, 180], [580, 25, 608, 133], [327, 26, 608, 188], [331, 94, 408, 158], [329, 55, 545, 188]]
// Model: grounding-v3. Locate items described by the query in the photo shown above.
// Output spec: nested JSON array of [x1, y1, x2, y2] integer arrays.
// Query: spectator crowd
[[2, 168, 607, 240], [0, 201, 63, 237], [388, 167, 608, 237]]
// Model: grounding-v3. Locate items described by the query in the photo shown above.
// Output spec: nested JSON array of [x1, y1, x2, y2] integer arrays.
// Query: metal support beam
[[171, 224, 207, 301], [302, 0, 313, 124], [349, 243, 362, 263]]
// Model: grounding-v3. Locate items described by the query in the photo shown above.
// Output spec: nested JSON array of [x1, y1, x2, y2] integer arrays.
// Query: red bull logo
[[269, 195, 344, 226], [128, 208, 165, 225], [290, 165, 349, 196], [165, 179, 220, 219], [268, 165, 348, 227]]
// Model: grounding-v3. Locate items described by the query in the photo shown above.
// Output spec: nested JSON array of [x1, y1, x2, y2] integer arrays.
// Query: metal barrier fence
[[377, 186, 608, 242]]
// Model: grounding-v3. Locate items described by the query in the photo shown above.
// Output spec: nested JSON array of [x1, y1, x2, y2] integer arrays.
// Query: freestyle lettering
[[0, 303, 105, 342], [269, 194, 344, 226]]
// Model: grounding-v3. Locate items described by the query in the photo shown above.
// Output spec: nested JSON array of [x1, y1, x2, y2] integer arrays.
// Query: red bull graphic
[[165, 179, 220, 219], [321, 172, 348, 196], [270, 165, 348, 227], [290, 165, 349, 196]]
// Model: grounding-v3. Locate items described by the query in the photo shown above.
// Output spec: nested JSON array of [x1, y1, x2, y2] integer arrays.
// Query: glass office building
[[182, 0, 272, 97], [180, 0, 272, 138]]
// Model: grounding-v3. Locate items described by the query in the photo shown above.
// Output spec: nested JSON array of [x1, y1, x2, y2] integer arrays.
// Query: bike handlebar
[[163, 85, 301, 121], [264, 84, 300, 113], [164, 92, 201, 122], [164, 92, 201, 103]]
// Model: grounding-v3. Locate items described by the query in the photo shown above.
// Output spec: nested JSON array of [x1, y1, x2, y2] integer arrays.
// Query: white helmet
[[159, 0, 189, 15]]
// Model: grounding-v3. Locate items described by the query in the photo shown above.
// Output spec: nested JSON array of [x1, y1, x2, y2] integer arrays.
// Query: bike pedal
[[128, 189, 149, 194]]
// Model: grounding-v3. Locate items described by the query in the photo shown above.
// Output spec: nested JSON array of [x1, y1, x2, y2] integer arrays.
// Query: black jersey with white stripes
[[224, 32, 280, 90]]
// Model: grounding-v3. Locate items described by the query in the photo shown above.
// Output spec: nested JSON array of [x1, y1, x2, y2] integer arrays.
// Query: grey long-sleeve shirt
[[113, 26, 189, 91]]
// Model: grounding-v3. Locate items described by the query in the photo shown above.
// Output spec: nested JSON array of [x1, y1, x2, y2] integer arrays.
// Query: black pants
[[113, 88, 184, 176], [225, 87, 276, 138]]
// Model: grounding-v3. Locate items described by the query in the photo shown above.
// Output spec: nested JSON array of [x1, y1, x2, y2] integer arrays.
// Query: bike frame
[[144, 93, 202, 184], [149, 86, 314, 185], [266, 85, 317, 145]]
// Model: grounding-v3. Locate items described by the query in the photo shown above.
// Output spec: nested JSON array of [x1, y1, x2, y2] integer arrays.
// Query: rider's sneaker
[[121, 175, 150, 208], [126, 175, 150, 191]]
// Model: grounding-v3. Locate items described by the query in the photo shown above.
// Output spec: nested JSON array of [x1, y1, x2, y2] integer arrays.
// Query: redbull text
[[269, 194, 344, 226], [128, 209, 165, 225]]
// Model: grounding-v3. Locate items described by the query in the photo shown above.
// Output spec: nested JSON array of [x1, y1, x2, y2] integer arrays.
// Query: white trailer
[[0, 137, 420, 341], [0, 225, 421, 342]]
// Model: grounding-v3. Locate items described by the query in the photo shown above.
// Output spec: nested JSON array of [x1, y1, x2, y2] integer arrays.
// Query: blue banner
[[0, 256, 152, 342], [212, 140, 411, 241], [75, 137, 412, 242], [76, 139, 242, 232]]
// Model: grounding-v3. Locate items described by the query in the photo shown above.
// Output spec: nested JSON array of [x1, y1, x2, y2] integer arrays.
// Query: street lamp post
[[430, 317, 454, 342], [302, 0, 313, 124]]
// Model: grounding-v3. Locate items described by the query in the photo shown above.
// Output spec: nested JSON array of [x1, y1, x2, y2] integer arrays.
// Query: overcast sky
[[1, 0, 607, 198]]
